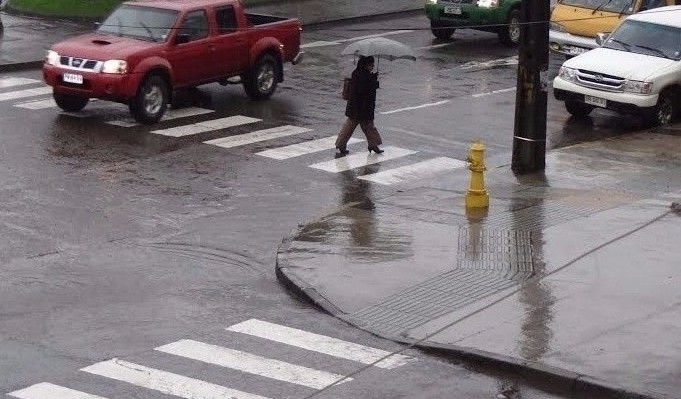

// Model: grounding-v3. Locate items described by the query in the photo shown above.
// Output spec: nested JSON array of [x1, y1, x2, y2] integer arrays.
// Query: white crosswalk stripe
[[358, 157, 468, 185], [257, 136, 363, 160], [14, 98, 56, 110], [107, 107, 215, 127], [7, 383, 108, 399], [0, 87, 52, 102], [156, 339, 351, 389], [81, 359, 272, 399], [0, 77, 42, 89], [227, 319, 414, 369], [152, 115, 261, 137], [204, 125, 312, 149], [309, 146, 417, 173]]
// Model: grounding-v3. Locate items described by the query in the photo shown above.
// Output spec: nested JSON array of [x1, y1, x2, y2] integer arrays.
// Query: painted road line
[[156, 339, 351, 389], [107, 107, 214, 127], [0, 87, 52, 102], [380, 100, 450, 115], [472, 87, 516, 98], [15, 98, 56, 110], [459, 56, 518, 70], [0, 77, 42, 89], [257, 136, 364, 160], [415, 43, 456, 50], [358, 157, 468, 185], [151, 115, 261, 137], [8, 383, 108, 399], [309, 146, 416, 173], [81, 359, 271, 399], [227, 319, 414, 369], [301, 41, 341, 48], [204, 125, 311, 149], [338, 30, 414, 43]]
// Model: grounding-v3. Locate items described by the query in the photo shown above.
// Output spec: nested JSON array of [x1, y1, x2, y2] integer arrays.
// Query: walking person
[[335, 55, 384, 155]]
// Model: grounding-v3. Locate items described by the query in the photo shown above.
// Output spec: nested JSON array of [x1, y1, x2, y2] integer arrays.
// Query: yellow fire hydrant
[[465, 141, 489, 209]]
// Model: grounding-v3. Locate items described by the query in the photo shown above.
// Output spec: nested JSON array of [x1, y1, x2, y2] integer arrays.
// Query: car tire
[[430, 21, 455, 40], [499, 9, 521, 46], [130, 74, 169, 125], [53, 91, 89, 112], [643, 89, 675, 127], [565, 100, 594, 117], [243, 54, 278, 100]]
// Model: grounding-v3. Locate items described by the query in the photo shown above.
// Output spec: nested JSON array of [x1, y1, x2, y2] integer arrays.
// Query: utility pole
[[511, 0, 551, 174]]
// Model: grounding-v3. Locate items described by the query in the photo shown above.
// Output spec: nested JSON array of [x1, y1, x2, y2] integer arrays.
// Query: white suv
[[553, 6, 681, 126]]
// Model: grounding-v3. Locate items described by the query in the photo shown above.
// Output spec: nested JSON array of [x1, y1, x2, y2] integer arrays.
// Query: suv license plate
[[63, 73, 83, 85], [585, 95, 606, 108], [444, 6, 462, 14]]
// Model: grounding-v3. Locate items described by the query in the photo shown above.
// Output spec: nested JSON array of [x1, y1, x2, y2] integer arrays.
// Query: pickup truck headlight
[[623, 80, 652, 94], [549, 22, 567, 33], [477, 0, 499, 8], [45, 50, 60, 66], [558, 66, 578, 82], [101, 60, 128, 74]]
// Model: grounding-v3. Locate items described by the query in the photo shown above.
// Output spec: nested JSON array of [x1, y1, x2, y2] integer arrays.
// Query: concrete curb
[[0, 8, 423, 73], [274, 224, 672, 399]]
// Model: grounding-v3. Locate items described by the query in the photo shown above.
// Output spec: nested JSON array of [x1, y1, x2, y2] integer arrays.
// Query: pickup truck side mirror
[[595, 32, 609, 46], [175, 33, 191, 45]]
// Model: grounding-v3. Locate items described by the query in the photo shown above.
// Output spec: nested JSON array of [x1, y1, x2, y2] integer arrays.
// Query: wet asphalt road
[[0, 11, 656, 399]]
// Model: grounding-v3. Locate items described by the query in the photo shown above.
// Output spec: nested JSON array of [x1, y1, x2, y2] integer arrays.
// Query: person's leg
[[335, 118, 359, 151], [359, 120, 383, 148]]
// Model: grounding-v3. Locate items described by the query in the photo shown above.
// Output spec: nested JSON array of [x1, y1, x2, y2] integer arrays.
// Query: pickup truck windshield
[[603, 20, 681, 60], [98, 5, 179, 42], [559, 0, 634, 13]]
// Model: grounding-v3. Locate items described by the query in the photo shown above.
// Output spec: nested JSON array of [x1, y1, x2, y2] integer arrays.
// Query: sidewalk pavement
[[277, 130, 681, 399], [0, 0, 423, 72], [3, 2, 681, 398]]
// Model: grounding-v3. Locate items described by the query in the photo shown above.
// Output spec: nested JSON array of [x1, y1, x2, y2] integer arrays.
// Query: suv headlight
[[549, 22, 567, 32], [477, 0, 499, 7], [45, 50, 60, 66], [558, 66, 578, 82], [101, 60, 128, 74], [623, 80, 652, 94]]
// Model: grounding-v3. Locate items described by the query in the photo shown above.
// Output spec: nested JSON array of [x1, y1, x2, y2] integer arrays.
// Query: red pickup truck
[[43, 0, 303, 124]]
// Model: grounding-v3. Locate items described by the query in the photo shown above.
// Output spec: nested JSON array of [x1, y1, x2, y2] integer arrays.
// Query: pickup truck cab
[[549, 0, 677, 57], [43, 0, 303, 124], [424, 0, 521, 45], [553, 6, 681, 126]]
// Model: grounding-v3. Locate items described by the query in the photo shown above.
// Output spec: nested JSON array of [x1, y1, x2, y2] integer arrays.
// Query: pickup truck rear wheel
[[53, 91, 89, 112], [644, 90, 675, 127], [499, 9, 521, 45], [130, 75, 169, 124], [565, 100, 594, 117], [430, 21, 455, 40], [244, 54, 278, 100]]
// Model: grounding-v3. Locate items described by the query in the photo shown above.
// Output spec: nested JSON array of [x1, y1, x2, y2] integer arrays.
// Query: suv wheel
[[430, 21, 455, 40], [130, 75, 168, 124], [565, 100, 594, 117], [644, 90, 675, 127], [53, 91, 89, 112], [243, 54, 278, 100], [499, 9, 521, 45]]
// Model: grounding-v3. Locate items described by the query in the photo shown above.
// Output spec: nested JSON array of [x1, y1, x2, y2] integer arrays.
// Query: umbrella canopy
[[341, 37, 416, 61]]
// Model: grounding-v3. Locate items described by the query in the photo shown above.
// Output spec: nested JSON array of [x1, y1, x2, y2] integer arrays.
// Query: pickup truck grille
[[575, 69, 625, 92], [440, 0, 476, 3], [58, 56, 102, 72]]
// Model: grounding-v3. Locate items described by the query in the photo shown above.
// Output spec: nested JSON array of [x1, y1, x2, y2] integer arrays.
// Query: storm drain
[[350, 228, 535, 337]]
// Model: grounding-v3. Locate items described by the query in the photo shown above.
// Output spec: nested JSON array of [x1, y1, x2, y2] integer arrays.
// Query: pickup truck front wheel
[[565, 101, 594, 117], [53, 91, 89, 112], [130, 75, 169, 125], [244, 54, 278, 100], [499, 9, 521, 46], [644, 90, 675, 127], [430, 21, 455, 40]]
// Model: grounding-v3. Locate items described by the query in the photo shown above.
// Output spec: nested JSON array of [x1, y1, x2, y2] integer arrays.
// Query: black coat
[[345, 66, 379, 121]]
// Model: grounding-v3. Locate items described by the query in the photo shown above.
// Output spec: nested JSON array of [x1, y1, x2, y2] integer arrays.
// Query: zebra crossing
[[7, 318, 416, 399], [0, 76, 469, 185]]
